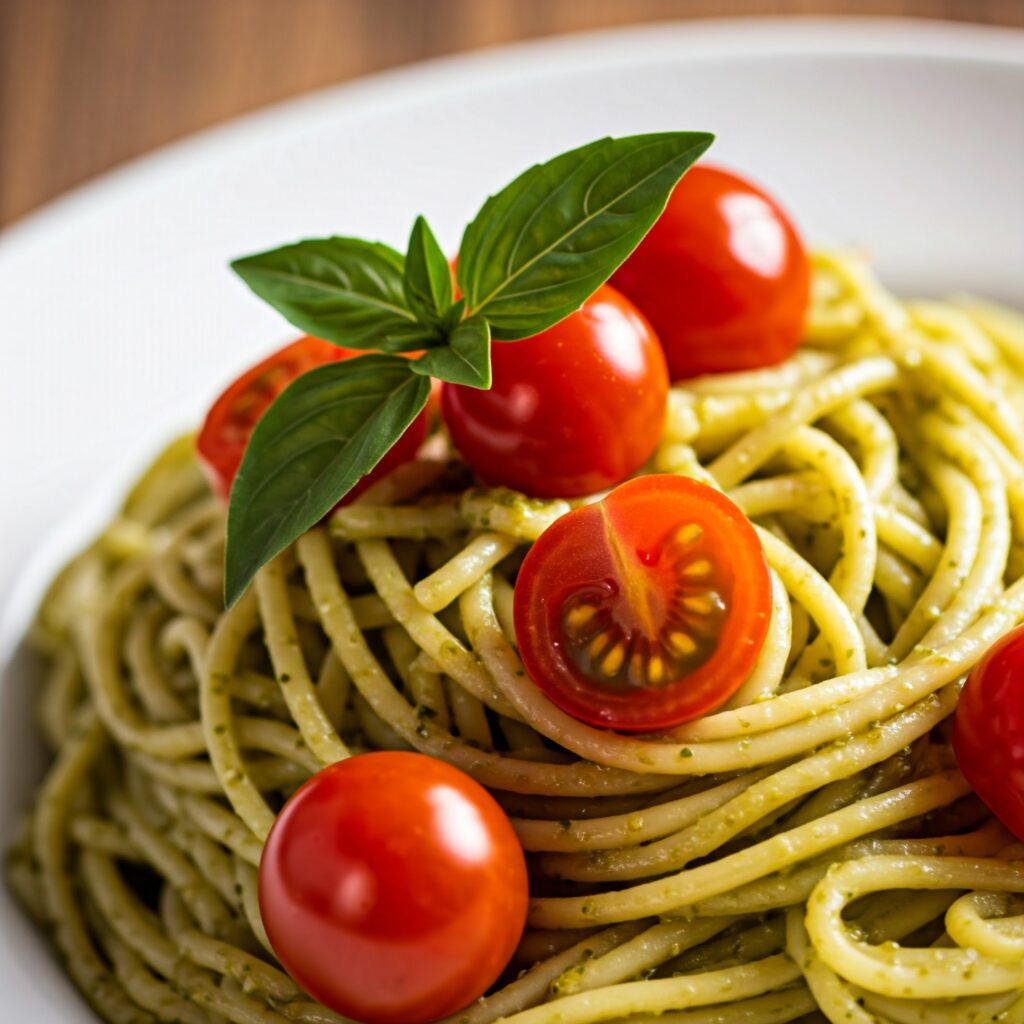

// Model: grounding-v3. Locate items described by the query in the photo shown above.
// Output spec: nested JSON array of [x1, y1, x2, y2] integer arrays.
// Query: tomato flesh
[[197, 336, 427, 501], [441, 285, 668, 498], [513, 475, 771, 732], [611, 163, 810, 379], [953, 624, 1024, 842], [259, 752, 528, 1024]]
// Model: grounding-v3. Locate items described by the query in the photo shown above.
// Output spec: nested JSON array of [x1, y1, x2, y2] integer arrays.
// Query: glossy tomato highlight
[[441, 285, 668, 498], [611, 164, 809, 379], [513, 475, 771, 732], [259, 752, 528, 1024]]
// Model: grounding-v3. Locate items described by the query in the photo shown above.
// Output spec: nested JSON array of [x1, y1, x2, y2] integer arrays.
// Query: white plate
[[2, 17, 1023, 1020]]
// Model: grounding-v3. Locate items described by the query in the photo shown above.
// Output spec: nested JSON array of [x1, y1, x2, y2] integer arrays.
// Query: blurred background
[[2, 0, 1023, 228]]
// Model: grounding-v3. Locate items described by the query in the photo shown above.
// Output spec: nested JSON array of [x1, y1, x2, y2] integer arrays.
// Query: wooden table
[[2, 0, 1022, 226]]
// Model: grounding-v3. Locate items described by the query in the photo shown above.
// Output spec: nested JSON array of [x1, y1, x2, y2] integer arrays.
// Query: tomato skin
[[513, 474, 771, 732], [197, 336, 427, 502], [441, 285, 668, 498], [953, 625, 1024, 842], [259, 752, 528, 1024], [610, 164, 810, 380]]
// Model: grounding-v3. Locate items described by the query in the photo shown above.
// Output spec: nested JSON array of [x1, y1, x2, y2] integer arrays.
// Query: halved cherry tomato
[[953, 625, 1024, 842], [513, 474, 771, 732], [259, 751, 528, 1024], [441, 285, 668, 498], [611, 164, 810, 379], [197, 336, 428, 501]]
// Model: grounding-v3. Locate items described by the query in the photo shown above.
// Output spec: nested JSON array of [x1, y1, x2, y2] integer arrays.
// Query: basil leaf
[[404, 216, 453, 325], [231, 237, 438, 351], [440, 297, 467, 334], [411, 316, 491, 388], [457, 132, 713, 340], [224, 355, 430, 605]]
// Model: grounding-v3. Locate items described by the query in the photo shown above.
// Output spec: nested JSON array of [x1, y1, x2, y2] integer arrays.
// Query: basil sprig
[[232, 238, 438, 351], [403, 216, 454, 326], [226, 356, 430, 605], [224, 130, 713, 605], [457, 133, 714, 339], [411, 317, 491, 389]]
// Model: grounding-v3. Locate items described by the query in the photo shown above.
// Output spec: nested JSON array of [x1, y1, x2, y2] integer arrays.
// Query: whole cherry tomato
[[513, 474, 771, 732], [953, 624, 1024, 842], [611, 164, 810, 379], [259, 752, 528, 1024], [197, 336, 427, 501], [441, 285, 668, 498]]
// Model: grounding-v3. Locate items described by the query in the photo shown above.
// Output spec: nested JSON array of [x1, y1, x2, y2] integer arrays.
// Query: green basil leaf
[[404, 215, 453, 325], [440, 297, 467, 334], [411, 316, 491, 388], [457, 132, 713, 340], [224, 355, 430, 605], [231, 237, 439, 351]]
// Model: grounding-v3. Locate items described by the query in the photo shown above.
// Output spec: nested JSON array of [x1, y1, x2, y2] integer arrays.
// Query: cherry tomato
[[953, 625, 1024, 842], [513, 474, 771, 732], [197, 336, 427, 501], [259, 751, 528, 1024], [441, 285, 668, 498], [611, 164, 810, 379]]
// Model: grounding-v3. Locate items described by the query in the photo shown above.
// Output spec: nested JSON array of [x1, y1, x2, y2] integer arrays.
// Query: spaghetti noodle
[[8, 250, 1024, 1024]]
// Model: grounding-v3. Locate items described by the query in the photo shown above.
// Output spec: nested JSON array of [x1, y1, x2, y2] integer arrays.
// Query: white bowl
[[2, 17, 1023, 1020]]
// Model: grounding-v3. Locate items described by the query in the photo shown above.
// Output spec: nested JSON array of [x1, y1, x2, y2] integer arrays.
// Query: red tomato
[[513, 474, 771, 732], [611, 164, 810, 379], [259, 752, 528, 1024], [953, 625, 1024, 842], [441, 285, 668, 498], [197, 336, 427, 501]]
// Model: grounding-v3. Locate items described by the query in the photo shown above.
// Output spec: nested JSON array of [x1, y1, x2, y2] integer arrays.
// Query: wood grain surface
[[2, 0, 1022, 226]]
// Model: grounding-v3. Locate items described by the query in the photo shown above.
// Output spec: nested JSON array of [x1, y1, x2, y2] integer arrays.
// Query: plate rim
[[3, 13, 1024, 1002], [5, 10, 1024, 723], [3, 15, 1024, 250], [4, 8, 1024, 716]]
